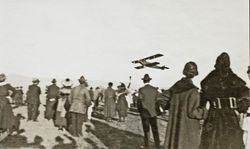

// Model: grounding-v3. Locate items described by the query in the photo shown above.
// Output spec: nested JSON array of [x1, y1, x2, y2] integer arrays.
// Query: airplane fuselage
[[138, 60, 166, 70]]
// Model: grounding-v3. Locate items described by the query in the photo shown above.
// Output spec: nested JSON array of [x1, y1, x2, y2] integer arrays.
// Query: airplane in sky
[[132, 54, 169, 70]]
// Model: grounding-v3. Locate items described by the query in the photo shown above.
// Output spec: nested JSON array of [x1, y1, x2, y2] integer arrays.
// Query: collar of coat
[[170, 77, 198, 95]]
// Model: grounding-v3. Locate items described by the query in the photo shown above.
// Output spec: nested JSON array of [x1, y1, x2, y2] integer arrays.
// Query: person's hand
[[205, 101, 210, 110]]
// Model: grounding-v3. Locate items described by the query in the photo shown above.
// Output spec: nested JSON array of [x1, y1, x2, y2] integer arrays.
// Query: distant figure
[[131, 90, 139, 107], [59, 78, 73, 131], [55, 94, 67, 131], [163, 62, 209, 149], [87, 87, 94, 120], [69, 76, 91, 137], [138, 74, 160, 149], [26, 78, 41, 121], [116, 83, 129, 122], [13, 87, 24, 106], [89, 87, 94, 101], [45, 79, 60, 121], [0, 73, 16, 132], [104, 82, 116, 122], [93, 87, 102, 111]]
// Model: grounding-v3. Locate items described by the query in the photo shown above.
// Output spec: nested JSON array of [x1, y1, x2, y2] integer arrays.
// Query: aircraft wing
[[145, 62, 160, 67], [131, 60, 140, 64], [134, 66, 144, 69], [141, 53, 163, 61]]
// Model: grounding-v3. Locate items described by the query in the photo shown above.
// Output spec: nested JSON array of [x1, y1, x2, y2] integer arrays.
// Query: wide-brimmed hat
[[78, 75, 87, 82], [51, 78, 57, 83], [141, 74, 152, 81], [62, 78, 73, 87], [32, 78, 40, 83], [0, 73, 6, 82]]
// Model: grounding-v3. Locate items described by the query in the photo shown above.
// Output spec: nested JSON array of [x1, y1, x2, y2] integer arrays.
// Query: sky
[[0, 0, 249, 88]]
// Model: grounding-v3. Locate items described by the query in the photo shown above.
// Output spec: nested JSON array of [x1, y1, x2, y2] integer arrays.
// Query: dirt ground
[[0, 104, 167, 149]]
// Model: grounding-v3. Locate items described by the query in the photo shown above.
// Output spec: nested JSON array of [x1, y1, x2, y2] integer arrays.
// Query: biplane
[[132, 54, 169, 70]]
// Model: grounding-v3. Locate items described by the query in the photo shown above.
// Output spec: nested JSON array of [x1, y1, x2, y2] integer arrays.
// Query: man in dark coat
[[200, 52, 249, 149], [45, 79, 60, 121], [138, 74, 160, 149], [26, 79, 41, 121]]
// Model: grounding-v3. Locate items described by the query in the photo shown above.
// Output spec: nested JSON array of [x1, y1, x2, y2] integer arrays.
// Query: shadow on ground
[[0, 130, 45, 149], [0, 129, 76, 149], [91, 120, 157, 149]]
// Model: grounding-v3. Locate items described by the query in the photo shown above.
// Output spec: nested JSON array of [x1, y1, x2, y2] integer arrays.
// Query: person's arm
[[84, 89, 91, 107], [187, 89, 208, 120], [69, 89, 73, 104], [38, 87, 41, 95]]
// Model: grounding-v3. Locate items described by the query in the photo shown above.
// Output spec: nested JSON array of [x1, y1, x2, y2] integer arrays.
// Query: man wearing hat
[[138, 74, 160, 149], [26, 78, 41, 121], [45, 79, 60, 121], [68, 75, 91, 137]]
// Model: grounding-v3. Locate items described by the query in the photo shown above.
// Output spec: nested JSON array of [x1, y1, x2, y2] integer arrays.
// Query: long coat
[[46, 84, 60, 99], [138, 84, 158, 118], [103, 87, 116, 118], [0, 83, 16, 130], [26, 84, 41, 105], [45, 84, 60, 120], [163, 78, 207, 149], [69, 84, 91, 115], [199, 69, 248, 149]]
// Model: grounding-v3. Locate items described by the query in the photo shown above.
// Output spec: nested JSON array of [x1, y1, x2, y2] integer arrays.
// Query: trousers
[[141, 116, 160, 148], [27, 103, 39, 121], [70, 112, 86, 137]]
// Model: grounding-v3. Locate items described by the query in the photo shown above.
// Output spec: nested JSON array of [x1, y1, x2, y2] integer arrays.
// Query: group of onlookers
[[103, 82, 131, 122], [135, 52, 250, 149], [1, 52, 250, 149]]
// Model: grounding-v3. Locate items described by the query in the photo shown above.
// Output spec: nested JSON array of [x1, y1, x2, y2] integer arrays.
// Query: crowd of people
[[0, 52, 250, 149]]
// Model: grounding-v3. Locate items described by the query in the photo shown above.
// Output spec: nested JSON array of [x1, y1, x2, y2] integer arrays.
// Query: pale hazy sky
[[0, 0, 249, 88]]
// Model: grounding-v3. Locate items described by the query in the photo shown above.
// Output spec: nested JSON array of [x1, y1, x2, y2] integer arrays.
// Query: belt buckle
[[229, 97, 237, 108], [217, 98, 222, 109]]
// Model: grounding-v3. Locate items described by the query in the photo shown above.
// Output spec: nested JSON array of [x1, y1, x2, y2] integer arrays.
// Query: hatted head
[[183, 61, 198, 78], [0, 73, 6, 83]]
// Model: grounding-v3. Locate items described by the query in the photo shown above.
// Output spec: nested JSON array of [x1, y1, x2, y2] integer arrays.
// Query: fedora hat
[[32, 78, 40, 83], [141, 74, 152, 81], [0, 73, 6, 82], [78, 75, 87, 82], [51, 78, 57, 83]]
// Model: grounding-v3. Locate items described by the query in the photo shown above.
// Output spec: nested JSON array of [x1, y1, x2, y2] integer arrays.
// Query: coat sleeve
[[84, 89, 91, 107], [69, 89, 73, 104], [187, 89, 208, 120]]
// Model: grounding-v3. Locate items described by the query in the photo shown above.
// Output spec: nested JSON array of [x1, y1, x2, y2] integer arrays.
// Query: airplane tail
[[162, 66, 169, 70]]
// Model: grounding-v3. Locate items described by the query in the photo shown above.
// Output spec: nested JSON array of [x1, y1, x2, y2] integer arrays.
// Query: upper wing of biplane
[[132, 53, 163, 63], [141, 53, 163, 61]]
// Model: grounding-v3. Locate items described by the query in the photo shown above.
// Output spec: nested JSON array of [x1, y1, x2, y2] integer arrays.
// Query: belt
[[210, 97, 237, 109]]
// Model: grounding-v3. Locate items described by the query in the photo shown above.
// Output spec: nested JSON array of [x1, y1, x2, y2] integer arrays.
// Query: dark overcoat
[[26, 84, 41, 104], [138, 84, 158, 118]]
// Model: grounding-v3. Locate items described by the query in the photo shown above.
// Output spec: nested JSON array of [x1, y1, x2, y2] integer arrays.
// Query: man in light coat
[[69, 75, 91, 137]]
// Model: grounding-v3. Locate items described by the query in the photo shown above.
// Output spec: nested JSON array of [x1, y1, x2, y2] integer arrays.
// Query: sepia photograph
[[0, 0, 249, 148]]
